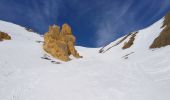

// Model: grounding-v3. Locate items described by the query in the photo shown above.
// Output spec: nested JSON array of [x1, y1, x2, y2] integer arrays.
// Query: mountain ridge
[[99, 12, 170, 53]]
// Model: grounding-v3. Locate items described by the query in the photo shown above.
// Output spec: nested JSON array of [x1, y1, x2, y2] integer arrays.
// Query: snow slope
[[0, 18, 170, 100], [100, 18, 164, 53]]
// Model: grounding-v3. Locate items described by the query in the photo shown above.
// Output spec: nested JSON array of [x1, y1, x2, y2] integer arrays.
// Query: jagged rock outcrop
[[0, 31, 11, 41], [43, 24, 82, 61], [122, 32, 138, 49], [150, 12, 170, 48], [99, 32, 133, 53]]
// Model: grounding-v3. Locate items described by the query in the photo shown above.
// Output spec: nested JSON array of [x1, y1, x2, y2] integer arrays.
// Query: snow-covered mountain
[[99, 18, 164, 53], [0, 13, 170, 100]]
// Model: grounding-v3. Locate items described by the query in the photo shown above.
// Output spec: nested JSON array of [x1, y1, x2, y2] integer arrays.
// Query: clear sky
[[0, 0, 170, 47]]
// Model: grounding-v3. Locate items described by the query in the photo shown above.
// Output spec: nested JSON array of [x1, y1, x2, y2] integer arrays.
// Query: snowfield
[[0, 19, 170, 100]]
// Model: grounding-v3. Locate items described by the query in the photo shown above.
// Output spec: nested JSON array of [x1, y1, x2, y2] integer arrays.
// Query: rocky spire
[[43, 23, 82, 62]]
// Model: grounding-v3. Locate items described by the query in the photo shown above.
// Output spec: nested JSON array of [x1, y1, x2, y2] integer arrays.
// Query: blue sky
[[0, 0, 170, 47]]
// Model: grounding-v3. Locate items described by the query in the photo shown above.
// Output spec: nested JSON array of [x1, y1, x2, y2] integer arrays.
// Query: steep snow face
[[100, 18, 164, 53], [0, 19, 170, 100]]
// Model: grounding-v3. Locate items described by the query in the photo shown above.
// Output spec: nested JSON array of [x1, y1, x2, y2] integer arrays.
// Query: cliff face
[[43, 24, 82, 62], [150, 13, 170, 48], [0, 31, 11, 41]]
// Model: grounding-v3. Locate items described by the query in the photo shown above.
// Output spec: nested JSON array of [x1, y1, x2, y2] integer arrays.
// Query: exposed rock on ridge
[[150, 12, 170, 48], [43, 24, 82, 62], [99, 32, 133, 53], [0, 31, 11, 41], [122, 32, 138, 49]]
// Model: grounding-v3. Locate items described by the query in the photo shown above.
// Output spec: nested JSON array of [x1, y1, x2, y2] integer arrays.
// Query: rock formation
[[122, 32, 138, 49], [99, 32, 133, 53], [150, 12, 170, 48], [0, 31, 11, 41], [43, 24, 82, 61]]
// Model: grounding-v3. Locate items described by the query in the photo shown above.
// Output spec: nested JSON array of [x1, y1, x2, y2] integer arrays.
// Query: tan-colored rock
[[60, 24, 82, 58], [43, 24, 82, 62], [150, 12, 170, 48], [0, 31, 11, 41], [60, 24, 72, 35]]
